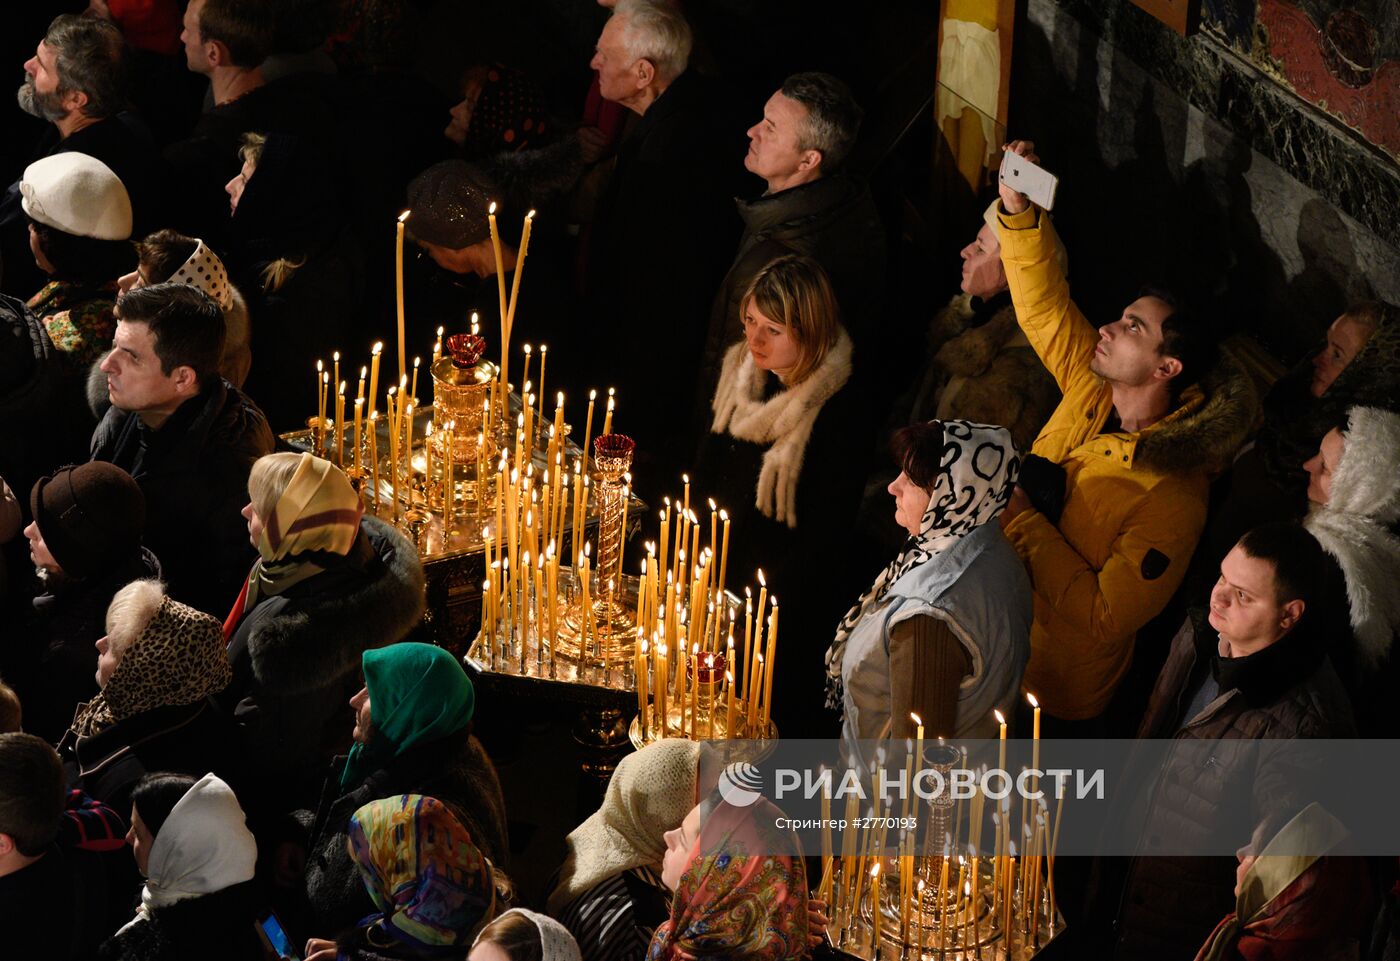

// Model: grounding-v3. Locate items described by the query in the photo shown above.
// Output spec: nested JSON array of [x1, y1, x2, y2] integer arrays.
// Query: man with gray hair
[[697, 71, 886, 402], [2, 14, 162, 298], [584, 0, 744, 492]]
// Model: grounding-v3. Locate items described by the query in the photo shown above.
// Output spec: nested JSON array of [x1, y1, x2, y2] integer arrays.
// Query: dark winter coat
[[97, 879, 269, 961], [1105, 614, 1356, 961], [695, 362, 866, 739], [58, 697, 243, 820], [15, 547, 161, 744], [699, 172, 885, 398], [89, 378, 274, 617], [302, 726, 509, 935], [583, 69, 743, 487], [221, 516, 427, 810], [0, 842, 127, 961]]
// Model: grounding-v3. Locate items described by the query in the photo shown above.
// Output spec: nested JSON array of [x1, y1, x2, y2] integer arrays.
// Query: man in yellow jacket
[[995, 141, 1255, 727]]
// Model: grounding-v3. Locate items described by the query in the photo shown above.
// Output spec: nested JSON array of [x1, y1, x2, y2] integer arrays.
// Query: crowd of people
[[0, 1, 1397, 960]]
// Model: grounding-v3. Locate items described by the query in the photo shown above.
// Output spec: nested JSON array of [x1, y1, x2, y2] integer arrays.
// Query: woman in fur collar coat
[[218, 453, 426, 812], [697, 255, 865, 738], [1302, 405, 1400, 736]]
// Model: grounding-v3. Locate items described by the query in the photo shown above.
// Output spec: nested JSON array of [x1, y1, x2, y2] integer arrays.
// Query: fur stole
[[710, 330, 852, 527]]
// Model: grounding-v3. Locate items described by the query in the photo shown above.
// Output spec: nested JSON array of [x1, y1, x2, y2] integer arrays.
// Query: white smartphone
[[999, 151, 1059, 211]]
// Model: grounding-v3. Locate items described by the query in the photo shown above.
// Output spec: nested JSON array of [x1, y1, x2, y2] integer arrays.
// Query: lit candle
[[602, 391, 614, 436], [717, 509, 730, 597], [316, 359, 325, 426], [760, 600, 778, 732], [637, 633, 649, 728], [332, 351, 340, 404], [368, 342, 382, 421], [582, 389, 597, 474], [357, 365, 366, 405], [488, 203, 508, 384], [411, 356, 420, 406], [869, 862, 882, 958], [396, 211, 409, 379], [536, 345, 547, 427], [335, 380, 346, 465], [353, 398, 364, 473], [433, 325, 444, 363]]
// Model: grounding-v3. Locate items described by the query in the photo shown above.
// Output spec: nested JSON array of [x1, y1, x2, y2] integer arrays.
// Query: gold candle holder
[[557, 434, 636, 660]]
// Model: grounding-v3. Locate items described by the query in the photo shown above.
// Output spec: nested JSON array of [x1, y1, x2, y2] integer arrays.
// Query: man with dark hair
[[1094, 523, 1356, 961], [91, 282, 273, 615], [0, 733, 122, 959], [994, 139, 1257, 729], [1, 14, 162, 298], [697, 70, 885, 412]]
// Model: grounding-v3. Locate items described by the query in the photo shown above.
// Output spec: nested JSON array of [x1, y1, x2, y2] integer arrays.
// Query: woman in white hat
[[20, 151, 134, 368]]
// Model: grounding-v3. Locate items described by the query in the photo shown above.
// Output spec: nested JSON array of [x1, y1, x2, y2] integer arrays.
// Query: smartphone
[[254, 912, 301, 961], [999, 151, 1059, 211]]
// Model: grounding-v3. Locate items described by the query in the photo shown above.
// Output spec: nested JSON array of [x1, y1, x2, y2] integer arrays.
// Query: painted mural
[[1204, 0, 1400, 159]]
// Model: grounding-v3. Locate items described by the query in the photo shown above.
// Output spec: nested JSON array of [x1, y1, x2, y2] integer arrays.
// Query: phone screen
[[257, 913, 301, 961]]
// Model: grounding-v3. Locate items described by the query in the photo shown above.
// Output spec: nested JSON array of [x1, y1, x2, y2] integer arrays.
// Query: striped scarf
[[246, 453, 363, 607]]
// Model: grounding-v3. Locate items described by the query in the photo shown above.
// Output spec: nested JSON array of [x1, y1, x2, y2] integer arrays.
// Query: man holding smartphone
[[993, 140, 1255, 733]]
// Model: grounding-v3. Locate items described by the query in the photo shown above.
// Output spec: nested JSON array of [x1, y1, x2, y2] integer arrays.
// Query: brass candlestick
[[557, 434, 636, 660]]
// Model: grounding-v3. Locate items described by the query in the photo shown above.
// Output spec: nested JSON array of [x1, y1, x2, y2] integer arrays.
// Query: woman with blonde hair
[[696, 254, 864, 736], [218, 452, 425, 809]]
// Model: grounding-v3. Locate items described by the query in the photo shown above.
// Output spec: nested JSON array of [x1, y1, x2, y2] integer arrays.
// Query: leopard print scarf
[[70, 596, 231, 737]]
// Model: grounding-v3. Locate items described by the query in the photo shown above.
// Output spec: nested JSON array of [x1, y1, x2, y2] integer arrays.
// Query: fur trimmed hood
[[472, 135, 584, 216], [1304, 406, 1400, 666], [1134, 358, 1259, 476], [242, 515, 426, 696]]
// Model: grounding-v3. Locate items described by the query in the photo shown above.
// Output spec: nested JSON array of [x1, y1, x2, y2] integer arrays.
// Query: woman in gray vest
[[825, 420, 1032, 763]]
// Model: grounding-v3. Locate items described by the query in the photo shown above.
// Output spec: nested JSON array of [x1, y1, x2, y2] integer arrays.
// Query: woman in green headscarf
[[302, 642, 510, 937]]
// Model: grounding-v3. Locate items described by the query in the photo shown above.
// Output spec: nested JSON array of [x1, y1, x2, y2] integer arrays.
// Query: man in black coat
[[90, 282, 273, 617], [2, 15, 163, 297], [10, 463, 160, 743], [698, 72, 886, 401], [582, 1, 742, 488]]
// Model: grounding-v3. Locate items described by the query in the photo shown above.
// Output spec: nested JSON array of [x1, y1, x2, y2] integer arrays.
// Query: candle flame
[[910, 712, 923, 727], [757, 568, 766, 586], [918, 879, 926, 893], [726, 670, 734, 682], [413, 356, 420, 368], [373, 342, 383, 353], [317, 359, 323, 372], [398, 210, 410, 222], [719, 509, 728, 521], [994, 709, 1006, 726], [589, 388, 597, 400], [708, 498, 717, 510], [870, 863, 880, 878], [526, 209, 536, 219], [1027, 692, 1039, 709], [488, 201, 497, 214], [360, 365, 367, 377], [745, 587, 751, 598], [333, 350, 339, 361]]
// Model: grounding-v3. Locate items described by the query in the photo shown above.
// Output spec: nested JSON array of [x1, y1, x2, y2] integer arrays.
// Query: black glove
[[1017, 453, 1067, 524]]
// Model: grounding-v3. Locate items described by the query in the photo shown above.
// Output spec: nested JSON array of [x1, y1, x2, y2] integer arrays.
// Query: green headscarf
[[339, 642, 475, 791]]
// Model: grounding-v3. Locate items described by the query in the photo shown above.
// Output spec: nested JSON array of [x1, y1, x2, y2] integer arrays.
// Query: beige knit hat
[[546, 739, 701, 913], [20, 152, 132, 241]]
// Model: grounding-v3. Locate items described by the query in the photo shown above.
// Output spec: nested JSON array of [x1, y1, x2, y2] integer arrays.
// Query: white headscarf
[[476, 909, 583, 961], [119, 773, 257, 932], [546, 739, 700, 914], [824, 421, 1020, 710]]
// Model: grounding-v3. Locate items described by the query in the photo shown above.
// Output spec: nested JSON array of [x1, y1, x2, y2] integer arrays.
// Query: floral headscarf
[[646, 797, 809, 961], [348, 794, 497, 950], [71, 594, 231, 737], [824, 421, 1020, 709]]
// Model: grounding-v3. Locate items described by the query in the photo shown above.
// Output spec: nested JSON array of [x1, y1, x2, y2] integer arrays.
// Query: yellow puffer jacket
[[997, 205, 1256, 720]]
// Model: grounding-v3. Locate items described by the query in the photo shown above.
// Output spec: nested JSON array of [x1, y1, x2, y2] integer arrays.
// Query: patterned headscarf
[[646, 797, 809, 961], [824, 421, 1020, 709], [168, 239, 233, 310], [71, 595, 231, 737], [246, 453, 363, 607], [348, 794, 497, 950], [548, 739, 701, 913], [460, 65, 550, 159]]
